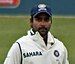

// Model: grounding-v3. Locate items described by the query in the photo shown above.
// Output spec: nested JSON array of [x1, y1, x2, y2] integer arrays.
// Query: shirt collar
[[28, 29, 55, 49]]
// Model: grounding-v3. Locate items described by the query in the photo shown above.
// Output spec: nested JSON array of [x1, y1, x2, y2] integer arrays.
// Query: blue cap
[[31, 4, 52, 17]]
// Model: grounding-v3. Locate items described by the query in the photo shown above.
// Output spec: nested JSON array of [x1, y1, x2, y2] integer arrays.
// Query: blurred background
[[0, 0, 75, 64], [0, 0, 75, 15]]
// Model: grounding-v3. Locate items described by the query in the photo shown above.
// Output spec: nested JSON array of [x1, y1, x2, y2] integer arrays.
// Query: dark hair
[[30, 16, 33, 22]]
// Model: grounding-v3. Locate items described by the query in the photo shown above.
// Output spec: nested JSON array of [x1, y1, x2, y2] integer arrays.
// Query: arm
[[4, 43, 21, 64], [62, 46, 69, 64]]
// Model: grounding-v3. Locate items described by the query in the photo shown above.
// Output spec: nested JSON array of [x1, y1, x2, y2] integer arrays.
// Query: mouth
[[39, 28, 47, 32], [38, 28, 48, 34]]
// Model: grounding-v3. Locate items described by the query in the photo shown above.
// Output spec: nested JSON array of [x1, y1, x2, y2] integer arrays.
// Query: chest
[[20, 42, 64, 64]]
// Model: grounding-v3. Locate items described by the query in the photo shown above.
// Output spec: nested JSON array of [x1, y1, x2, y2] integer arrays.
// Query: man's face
[[30, 13, 52, 36]]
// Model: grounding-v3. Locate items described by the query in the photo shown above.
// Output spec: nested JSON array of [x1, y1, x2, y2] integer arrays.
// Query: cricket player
[[4, 4, 69, 64]]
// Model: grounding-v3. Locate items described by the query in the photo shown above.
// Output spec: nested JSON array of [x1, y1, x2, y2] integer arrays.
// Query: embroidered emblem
[[54, 50, 59, 57], [38, 4, 47, 11]]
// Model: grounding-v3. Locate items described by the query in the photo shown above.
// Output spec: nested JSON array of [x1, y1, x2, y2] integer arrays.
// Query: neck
[[41, 34, 48, 46]]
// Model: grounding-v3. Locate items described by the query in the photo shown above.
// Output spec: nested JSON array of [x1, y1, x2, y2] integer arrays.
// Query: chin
[[39, 31, 48, 36]]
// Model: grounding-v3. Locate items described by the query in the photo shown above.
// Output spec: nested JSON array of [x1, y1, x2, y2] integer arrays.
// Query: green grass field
[[0, 15, 75, 64]]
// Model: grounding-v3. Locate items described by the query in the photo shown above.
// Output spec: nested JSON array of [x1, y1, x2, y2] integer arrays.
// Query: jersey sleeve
[[62, 46, 69, 64], [4, 42, 21, 64]]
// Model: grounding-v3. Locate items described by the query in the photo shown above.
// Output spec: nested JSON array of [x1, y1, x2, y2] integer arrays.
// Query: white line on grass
[[0, 15, 75, 18]]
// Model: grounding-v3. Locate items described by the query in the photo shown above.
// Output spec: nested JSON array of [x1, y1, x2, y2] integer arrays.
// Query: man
[[4, 4, 69, 64]]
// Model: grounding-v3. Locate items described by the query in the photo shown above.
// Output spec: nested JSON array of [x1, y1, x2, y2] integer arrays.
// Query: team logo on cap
[[38, 4, 47, 11], [54, 50, 60, 57]]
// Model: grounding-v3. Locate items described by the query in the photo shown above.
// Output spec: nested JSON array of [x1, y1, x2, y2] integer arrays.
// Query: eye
[[34, 17, 52, 22], [44, 17, 49, 21], [35, 17, 42, 22]]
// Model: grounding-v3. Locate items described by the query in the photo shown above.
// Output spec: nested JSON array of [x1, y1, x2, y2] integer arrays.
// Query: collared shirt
[[4, 29, 69, 64]]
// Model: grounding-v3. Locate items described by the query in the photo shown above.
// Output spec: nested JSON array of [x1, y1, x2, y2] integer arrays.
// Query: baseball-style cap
[[31, 4, 52, 17]]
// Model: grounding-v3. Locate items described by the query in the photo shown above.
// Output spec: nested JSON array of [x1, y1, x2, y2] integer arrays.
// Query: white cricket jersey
[[4, 29, 69, 64]]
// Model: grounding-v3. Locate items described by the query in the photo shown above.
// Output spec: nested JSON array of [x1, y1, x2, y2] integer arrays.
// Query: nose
[[40, 19, 46, 26]]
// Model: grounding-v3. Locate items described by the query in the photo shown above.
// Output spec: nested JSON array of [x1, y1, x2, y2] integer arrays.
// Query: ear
[[30, 18, 32, 22]]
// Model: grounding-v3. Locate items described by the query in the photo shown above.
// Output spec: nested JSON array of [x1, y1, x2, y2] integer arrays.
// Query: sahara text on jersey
[[23, 51, 42, 58]]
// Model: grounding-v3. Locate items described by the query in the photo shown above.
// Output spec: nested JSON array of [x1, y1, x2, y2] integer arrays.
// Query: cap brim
[[33, 11, 51, 17]]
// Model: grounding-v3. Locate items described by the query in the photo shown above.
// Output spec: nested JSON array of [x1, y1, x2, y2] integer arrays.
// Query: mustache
[[38, 27, 48, 30]]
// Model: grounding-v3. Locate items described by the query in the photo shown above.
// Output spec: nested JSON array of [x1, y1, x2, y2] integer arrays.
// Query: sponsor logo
[[23, 51, 42, 58], [0, 0, 20, 8]]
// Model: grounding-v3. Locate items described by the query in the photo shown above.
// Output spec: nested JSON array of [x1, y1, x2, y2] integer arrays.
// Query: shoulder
[[6, 42, 21, 57], [53, 38, 67, 52], [15, 35, 33, 47], [54, 38, 64, 46], [7, 36, 28, 55], [16, 35, 29, 43]]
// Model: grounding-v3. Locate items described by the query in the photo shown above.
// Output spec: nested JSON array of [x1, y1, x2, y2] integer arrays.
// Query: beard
[[37, 27, 49, 37], [32, 25, 50, 37]]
